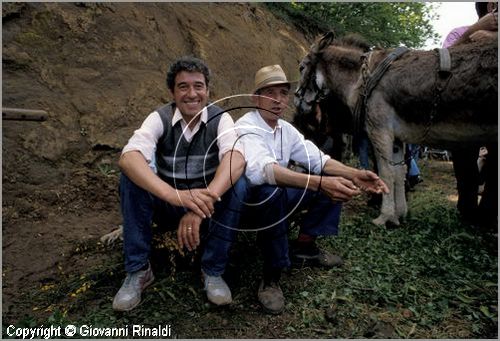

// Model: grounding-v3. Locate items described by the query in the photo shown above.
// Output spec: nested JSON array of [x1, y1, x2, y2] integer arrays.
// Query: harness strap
[[437, 48, 451, 73], [353, 46, 409, 135], [364, 46, 409, 99]]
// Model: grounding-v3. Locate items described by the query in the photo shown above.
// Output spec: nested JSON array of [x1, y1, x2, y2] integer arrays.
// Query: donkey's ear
[[318, 31, 335, 50]]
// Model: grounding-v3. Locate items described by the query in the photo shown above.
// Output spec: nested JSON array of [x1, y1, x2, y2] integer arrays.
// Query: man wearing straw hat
[[233, 64, 389, 314]]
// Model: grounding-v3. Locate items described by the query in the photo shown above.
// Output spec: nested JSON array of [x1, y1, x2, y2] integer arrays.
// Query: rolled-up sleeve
[[236, 123, 277, 185], [442, 26, 469, 48], [122, 111, 163, 163], [217, 112, 244, 160]]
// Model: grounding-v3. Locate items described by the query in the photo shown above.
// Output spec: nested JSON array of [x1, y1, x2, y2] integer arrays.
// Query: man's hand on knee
[[177, 212, 203, 251], [168, 188, 220, 219]]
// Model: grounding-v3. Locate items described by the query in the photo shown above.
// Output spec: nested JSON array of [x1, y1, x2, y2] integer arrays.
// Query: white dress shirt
[[235, 110, 330, 185], [122, 106, 243, 164]]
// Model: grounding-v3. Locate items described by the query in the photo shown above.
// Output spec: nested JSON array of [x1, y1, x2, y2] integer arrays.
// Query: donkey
[[294, 32, 497, 226]]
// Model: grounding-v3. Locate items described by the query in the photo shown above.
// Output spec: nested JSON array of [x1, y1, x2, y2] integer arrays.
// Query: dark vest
[[155, 103, 223, 190]]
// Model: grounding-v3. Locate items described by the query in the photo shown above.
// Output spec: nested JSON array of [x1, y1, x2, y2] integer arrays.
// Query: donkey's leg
[[370, 133, 399, 226], [393, 141, 408, 221]]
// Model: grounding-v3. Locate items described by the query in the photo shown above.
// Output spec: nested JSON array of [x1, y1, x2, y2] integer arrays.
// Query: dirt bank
[[2, 2, 310, 322]]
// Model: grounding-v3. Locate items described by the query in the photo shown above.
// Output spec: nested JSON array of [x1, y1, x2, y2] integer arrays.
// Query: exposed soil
[[2, 2, 311, 323]]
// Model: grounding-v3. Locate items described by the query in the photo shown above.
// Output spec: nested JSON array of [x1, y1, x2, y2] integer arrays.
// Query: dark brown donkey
[[294, 32, 497, 226]]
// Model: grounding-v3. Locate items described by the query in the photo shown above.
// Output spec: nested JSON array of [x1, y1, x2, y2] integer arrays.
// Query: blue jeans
[[358, 135, 371, 170], [200, 176, 250, 276], [406, 144, 420, 177], [119, 173, 249, 273], [201, 183, 342, 275]]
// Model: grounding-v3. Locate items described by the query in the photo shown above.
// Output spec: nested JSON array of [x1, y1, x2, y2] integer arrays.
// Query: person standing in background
[[442, 1, 498, 229]]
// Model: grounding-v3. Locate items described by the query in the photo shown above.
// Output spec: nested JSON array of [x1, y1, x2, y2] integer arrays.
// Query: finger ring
[[187, 226, 192, 231]]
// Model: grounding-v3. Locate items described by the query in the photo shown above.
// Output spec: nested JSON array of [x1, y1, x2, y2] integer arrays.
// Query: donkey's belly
[[395, 121, 497, 149]]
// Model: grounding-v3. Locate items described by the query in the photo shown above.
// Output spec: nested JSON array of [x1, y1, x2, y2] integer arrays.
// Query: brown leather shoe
[[257, 280, 285, 315], [315, 248, 344, 267], [292, 243, 344, 268]]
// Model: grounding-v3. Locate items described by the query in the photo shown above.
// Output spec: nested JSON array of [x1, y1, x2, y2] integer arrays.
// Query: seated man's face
[[172, 71, 209, 119], [254, 84, 290, 123]]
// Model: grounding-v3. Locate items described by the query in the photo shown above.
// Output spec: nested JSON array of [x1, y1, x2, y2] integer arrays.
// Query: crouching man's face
[[253, 84, 290, 126], [172, 71, 209, 120]]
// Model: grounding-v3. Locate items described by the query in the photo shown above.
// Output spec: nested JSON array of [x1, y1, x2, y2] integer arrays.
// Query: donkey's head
[[294, 32, 371, 137], [294, 32, 335, 117]]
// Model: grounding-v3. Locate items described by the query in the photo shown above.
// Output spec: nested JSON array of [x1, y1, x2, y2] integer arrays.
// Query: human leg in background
[[451, 146, 481, 224], [477, 143, 498, 230], [405, 144, 423, 191]]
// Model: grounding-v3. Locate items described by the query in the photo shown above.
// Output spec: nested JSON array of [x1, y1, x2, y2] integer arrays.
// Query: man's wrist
[[207, 185, 222, 201], [309, 175, 321, 192], [161, 186, 177, 204]]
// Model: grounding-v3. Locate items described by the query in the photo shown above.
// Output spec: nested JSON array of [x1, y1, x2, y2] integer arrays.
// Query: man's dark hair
[[166, 56, 211, 92], [475, 2, 489, 18]]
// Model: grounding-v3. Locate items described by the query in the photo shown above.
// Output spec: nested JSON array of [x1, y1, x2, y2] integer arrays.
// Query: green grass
[[3, 160, 497, 338]]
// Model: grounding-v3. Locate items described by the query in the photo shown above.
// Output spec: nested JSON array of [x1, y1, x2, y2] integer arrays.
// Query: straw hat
[[253, 64, 292, 93]]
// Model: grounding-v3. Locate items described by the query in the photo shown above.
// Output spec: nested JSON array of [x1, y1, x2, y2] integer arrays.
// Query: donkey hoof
[[372, 216, 387, 226], [372, 215, 401, 226], [385, 220, 401, 229]]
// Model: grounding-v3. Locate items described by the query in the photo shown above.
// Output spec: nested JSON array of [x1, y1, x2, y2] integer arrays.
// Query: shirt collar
[[172, 106, 208, 127], [252, 110, 282, 132]]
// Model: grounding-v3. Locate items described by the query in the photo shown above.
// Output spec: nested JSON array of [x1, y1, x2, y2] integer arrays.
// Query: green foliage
[[325, 203, 497, 337], [266, 2, 440, 48], [4, 161, 497, 338]]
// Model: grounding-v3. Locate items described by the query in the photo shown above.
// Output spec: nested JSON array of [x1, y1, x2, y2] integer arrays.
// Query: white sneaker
[[113, 264, 154, 311], [202, 272, 232, 305]]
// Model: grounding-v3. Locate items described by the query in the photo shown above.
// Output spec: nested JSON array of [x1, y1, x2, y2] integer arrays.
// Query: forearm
[[273, 164, 321, 191], [321, 158, 362, 180], [470, 30, 498, 42], [454, 26, 481, 45], [118, 151, 174, 202], [455, 12, 498, 45], [208, 150, 245, 197]]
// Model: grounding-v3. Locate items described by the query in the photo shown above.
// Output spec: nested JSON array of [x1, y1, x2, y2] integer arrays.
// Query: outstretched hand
[[352, 169, 389, 194], [319, 176, 362, 202]]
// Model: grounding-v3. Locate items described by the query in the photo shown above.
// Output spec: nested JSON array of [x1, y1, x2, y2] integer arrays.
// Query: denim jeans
[[121, 173, 342, 275], [406, 144, 421, 177], [200, 176, 250, 276], [201, 183, 342, 275], [119, 173, 249, 273], [358, 135, 371, 170]]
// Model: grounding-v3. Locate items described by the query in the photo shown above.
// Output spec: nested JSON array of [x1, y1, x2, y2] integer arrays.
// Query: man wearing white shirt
[[113, 57, 246, 311], [234, 65, 388, 314]]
